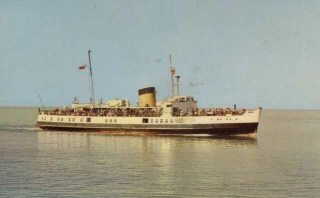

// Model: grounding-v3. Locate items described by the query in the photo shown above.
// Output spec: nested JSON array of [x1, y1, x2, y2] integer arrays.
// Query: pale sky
[[1, 0, 320, 109]]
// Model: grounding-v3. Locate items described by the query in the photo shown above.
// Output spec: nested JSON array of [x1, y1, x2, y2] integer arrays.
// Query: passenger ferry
[[36, 52, 262, 135]]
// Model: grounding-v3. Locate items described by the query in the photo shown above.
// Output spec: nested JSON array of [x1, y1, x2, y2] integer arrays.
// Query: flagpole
[[88, 50, 95, 106], [169, 54, 175, 98]]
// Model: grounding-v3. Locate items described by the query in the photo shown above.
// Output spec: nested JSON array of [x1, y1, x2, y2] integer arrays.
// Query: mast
[[175, 75, 180, 96], [169, 54, 175, 98], [88, 50, 95, 105], [38, 94, 45, 110]]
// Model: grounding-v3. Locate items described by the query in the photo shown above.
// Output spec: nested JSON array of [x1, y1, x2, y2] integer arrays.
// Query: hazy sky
[[1, 0, 320, 109]]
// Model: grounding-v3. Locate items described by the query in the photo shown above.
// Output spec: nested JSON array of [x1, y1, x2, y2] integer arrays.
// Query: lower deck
[[37, 108, 261, 135], [36, 121, 259, 135]]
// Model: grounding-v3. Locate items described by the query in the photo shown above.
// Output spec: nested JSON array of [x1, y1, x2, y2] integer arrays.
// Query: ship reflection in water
[[34, 131, 262, 197], [37, 131, 257, 151], [36, 131, 258, 195]]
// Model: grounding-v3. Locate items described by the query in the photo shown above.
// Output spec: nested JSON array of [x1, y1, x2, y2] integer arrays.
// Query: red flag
[[79, 65, 86, 70]]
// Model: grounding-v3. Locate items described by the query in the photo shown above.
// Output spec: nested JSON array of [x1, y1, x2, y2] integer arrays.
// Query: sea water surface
[[0, 107, 320, 197]]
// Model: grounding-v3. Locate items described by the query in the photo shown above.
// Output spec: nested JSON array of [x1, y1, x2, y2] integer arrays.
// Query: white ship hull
[[36, 108, 262, 135]]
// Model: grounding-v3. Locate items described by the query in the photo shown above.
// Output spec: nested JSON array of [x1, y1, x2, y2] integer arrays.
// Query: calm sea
[[0, 107, 320, 197]]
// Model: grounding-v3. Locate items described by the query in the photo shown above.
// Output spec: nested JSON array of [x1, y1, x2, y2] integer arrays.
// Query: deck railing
[[39, 107, 163, 117], [39, 107, 246, 117]]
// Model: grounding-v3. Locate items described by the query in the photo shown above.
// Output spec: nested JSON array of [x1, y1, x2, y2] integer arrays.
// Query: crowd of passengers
[[40, 107, 246, 117], [191, 108, 246, 116], [41, 107, 163, 117]]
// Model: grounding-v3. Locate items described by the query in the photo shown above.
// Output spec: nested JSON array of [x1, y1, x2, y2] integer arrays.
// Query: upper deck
[[38, 105, 246, 117], [39, 94, 247, 118]]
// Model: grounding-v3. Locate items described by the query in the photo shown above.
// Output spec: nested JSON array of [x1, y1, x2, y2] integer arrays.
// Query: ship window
[[114, 119, 117, 123], [80, 118, 83, 122], [150, 119, 153, 123], [86, 118, 91, 122], [50, 117, 53, 121], [68, 118, 71, 122], [142, 118, 148, 123], [72, 118, 75, 122], [61, 118, 63, 121], [57, 118, 60, 121], [166, 104, 172, 107], [170, 119, 173, 123], [155, 119, 158, 123], [105, 119, 108, 123], [109, 119, 112, 123], [160, 119, 163, 123], [165, 119, 168, 123], [44, 117, 46, 121]]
